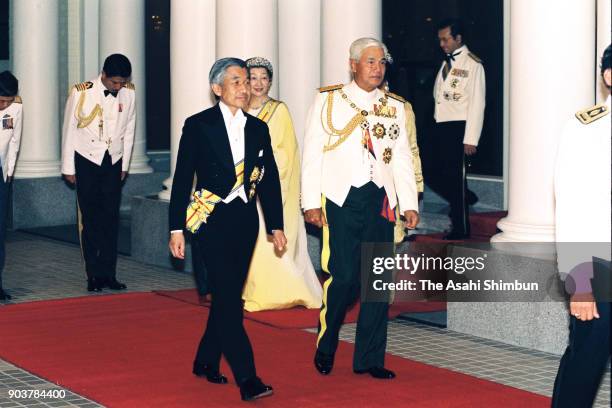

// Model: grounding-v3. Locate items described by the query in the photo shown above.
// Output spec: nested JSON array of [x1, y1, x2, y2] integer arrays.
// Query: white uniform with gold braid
[[302, 80, 418, 214], [61, 76, 136, 175], [555, 95, 611, 272]]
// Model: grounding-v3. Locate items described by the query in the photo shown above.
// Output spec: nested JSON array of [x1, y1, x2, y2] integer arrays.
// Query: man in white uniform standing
[[430, 18, 486, 240], [0, 71, 22, 300], [302, 38, 419, 379], [61, 54, 136, 292], [551, 44, 611, 408]]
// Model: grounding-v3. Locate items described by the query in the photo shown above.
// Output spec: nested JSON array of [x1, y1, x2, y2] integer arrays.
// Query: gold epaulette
[[74, 81, 93, 92], [124, 82, 135, 90], [385, 91, 406, 103], [13, 96, 22, 104], [318, 84, 343, 93], [575, 104, 609, 125], [468, 52, 482, 64]]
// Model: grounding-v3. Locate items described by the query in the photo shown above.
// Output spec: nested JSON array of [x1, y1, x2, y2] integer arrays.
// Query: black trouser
[[194, 198, 259, 384], [425, 121, 470, 235], [0, 165, 8, 288], [317, 182, 394, 370], [75, 151, 122, 281], [552, 302, 611, 408]]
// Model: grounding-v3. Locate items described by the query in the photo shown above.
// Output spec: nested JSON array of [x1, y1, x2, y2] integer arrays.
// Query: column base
[[157, 177, 172, 201], [491, 216, 555, 243], [13, 160, 61, 179], [128, 154, 153, 174]]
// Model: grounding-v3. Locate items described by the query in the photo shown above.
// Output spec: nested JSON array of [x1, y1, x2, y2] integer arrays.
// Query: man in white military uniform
[[61, 54, 136, 292], [302, 38, 419, 379], [429, 18, 485, 240], [0, 71, 22, 300], [551, 44, 611, 408]]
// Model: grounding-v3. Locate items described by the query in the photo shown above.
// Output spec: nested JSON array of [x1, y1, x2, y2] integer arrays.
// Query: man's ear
[[349, 59, 357, 75], [603, 68, 611, 88], [456, 34, 463, 45], [211, 83, 222, 98]]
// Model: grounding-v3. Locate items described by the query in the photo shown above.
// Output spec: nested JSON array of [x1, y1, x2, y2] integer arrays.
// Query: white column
[[99, 0, 152, 173], [82, 0, 100, 80], [597, 0, 611, 102], [158, 0, 216, 200], [278, 0, 320, 152], [13, 0, 61, 178], [216, 0, 279, 98], [321, 0, 382, 85], [492, 0, 595, 243]]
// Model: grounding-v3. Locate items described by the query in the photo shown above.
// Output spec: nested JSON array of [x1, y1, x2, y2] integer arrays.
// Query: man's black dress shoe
[[0, 288, 11, 300], [467, 190, 479, 206], [354, 367, 396, 379], [192, 362, 227, 384], [87, 278, 103, 292], [443, 232, 470, 241], [314, 350, 334, 375], [106, 279, 127, 290], [239, 377, 273, 401]]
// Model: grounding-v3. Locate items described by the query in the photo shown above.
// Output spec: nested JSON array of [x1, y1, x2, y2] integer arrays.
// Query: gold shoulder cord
[[75, 91, 103, 129], [321, 89, 373, 152]]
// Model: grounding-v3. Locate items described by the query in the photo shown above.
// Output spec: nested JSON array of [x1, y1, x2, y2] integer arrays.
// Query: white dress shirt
[[219, 101, 248, 204]]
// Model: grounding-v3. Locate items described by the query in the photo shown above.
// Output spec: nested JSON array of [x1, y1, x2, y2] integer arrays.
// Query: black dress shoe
[[314, 350, 334, 375], [192, 362, 227, 384], [354, 366, 396, 379], [87, 278, 103, 292], [106, 279, 127, 290], [467, 190, 479, 206], [239, 377, 273, 401], [443, 232, 470, 241], [0, 288, 11, 300]]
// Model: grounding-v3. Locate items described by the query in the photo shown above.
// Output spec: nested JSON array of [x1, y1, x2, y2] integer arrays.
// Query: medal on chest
[[2, 114, 13, 130], [373, 97, 397, 119]]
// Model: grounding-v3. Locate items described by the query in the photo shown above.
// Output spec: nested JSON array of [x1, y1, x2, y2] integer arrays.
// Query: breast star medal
[[372, 123, 386, 139]]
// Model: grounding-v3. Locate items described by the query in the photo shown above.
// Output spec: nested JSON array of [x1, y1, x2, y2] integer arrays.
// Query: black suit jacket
[[168, 103, 283, 234]]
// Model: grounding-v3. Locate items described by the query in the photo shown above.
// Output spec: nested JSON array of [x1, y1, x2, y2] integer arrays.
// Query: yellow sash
[[185, 160, 244, 233], [256, 99, 281, 124]]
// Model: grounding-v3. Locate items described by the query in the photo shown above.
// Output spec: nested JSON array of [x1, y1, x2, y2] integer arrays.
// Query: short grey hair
[[209, 57, 247, 86], [349, 37, 393, 64]]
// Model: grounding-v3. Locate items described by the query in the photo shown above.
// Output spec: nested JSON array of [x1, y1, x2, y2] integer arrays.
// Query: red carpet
[[0, 292, 548, 407], [155, 289, 446, 329]]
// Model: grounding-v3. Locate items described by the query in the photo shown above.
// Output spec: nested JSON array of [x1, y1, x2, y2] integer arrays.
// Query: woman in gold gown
[[242, 57, 322, 311]]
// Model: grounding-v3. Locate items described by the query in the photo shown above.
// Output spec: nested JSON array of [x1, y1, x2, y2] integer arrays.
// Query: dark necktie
[[104, 90, 117, 98], [442, 51, 462, 80]]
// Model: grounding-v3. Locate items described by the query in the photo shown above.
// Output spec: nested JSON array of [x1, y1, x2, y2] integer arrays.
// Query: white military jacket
[[0, 98, 22, 182], [555, 96, 611, 277], [61, 76, 136, 175], [302, 81, 418, 214], [434, 45, 486, 146]]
